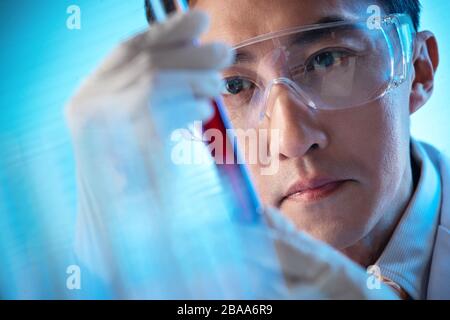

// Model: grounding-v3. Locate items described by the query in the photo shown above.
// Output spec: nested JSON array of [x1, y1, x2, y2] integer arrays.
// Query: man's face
[[194, 0, 415, 250]]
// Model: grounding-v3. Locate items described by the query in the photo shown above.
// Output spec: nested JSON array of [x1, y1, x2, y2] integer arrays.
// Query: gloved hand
[[65, 10, 235, 294], [66, 9, 233, 136]]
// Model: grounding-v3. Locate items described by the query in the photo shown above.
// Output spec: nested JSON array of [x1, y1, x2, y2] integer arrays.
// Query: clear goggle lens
[[220, 14, 415, 128]]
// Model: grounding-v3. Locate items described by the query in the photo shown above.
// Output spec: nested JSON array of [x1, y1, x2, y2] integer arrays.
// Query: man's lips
[[282, 178, 350, 203]]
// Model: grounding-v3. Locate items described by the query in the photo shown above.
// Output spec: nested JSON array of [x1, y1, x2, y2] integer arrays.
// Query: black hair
[[145, 0, 421, 30], [381, 0, 421, 30]]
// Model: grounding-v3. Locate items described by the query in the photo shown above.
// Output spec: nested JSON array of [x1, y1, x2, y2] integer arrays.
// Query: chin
[[281, 203, 373, 250], [305, 224, 366, 250]]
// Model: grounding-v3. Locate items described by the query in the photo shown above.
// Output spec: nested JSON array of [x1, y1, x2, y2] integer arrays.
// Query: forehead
[[194, 0, 374, 46]]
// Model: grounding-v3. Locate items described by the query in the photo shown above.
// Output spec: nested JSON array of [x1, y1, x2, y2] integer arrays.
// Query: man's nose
[[267, 85, 329, 159]]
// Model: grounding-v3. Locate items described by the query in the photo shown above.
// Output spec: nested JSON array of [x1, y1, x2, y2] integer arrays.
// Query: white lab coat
[[423, 142, 450, 299]]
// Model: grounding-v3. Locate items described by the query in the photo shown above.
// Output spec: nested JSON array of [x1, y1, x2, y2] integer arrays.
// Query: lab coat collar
[[425, 142, 450, 299], [376, 139, 442, 300]]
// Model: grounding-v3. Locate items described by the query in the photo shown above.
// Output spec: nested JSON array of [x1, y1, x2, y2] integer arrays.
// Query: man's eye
[[222, 77, 254, 95], [306, 50, 352, 71]]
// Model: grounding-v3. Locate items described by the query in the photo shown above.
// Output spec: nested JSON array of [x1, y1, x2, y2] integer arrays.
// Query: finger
[[94, 10, 210, 76], [74, 67, 224, 117], [126, 10, 209, 51], [151, 70, 224, 98], [149, 42, 235, 70], [94, 40, 233, 87], [144, 10, 210, 47]]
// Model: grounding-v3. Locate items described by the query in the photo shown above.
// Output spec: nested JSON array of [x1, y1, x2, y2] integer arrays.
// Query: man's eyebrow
[[231, 16, 352, 65], [289, 15, 355, 46], [233, 51, 255, 65], [313, 15, 348, 25]]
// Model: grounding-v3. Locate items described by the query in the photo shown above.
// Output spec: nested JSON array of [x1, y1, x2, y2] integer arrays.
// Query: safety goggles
[[220, 14, 415, 128]]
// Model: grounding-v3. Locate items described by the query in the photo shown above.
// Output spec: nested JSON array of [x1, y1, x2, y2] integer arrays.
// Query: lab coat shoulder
[[420, 141, 450, 299]]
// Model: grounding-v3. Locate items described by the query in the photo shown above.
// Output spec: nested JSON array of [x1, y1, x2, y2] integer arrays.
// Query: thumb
[[138, 10, 210, 49]]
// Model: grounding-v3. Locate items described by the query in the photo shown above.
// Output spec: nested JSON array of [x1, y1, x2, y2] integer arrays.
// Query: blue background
[[0, 0, 448, 298]]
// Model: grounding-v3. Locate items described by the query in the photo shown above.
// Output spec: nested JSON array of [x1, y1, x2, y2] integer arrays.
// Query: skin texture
[[193, 0, 439, 266]]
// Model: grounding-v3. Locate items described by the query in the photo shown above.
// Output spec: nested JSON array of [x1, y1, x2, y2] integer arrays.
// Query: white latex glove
[[65, 10, 235, 295], [260, 207, 399, 299], [66, 9, 233, 136]]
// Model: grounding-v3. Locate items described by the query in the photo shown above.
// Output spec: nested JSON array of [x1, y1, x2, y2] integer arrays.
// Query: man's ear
[[409, 31, 439, 114]]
